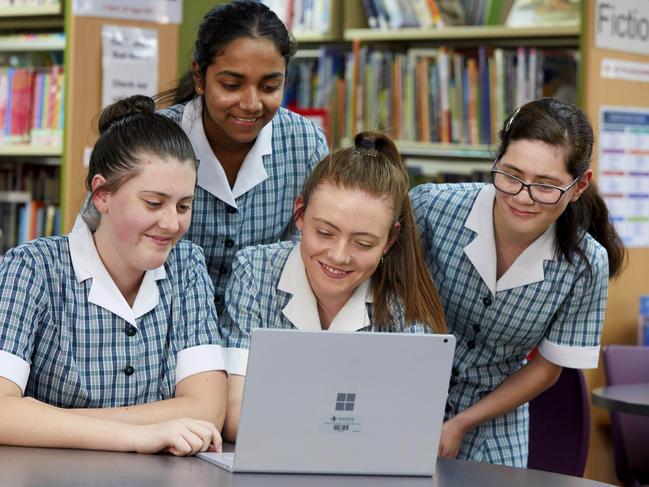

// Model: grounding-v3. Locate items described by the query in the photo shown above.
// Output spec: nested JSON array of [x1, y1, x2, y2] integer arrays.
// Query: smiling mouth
[[318, 261, 351, 278], [146, 235, 174, 246], [231, 115, 261, 124], [509, 205, 538, 217]]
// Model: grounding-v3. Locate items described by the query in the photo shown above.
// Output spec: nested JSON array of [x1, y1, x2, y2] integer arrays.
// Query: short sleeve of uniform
[[538, 244, 609, 369], [220, 249, 261, 376], [0, 247, 47, 393], [174, 244, 226, 384], [409, 184, 440, 268]]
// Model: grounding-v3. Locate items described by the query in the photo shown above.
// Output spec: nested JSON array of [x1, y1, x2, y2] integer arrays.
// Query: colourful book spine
[[438, 47, 451, 143], [466, 57, 479, 145]]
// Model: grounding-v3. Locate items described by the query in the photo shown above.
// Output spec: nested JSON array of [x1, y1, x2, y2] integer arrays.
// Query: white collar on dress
[[182, 97, 272, 208], [277, 244, 372, 332], [68, 216, 167, 327], [463, 185, 557, 296]]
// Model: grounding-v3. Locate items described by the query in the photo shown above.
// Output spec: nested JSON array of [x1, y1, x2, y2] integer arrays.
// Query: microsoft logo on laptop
[[335, 393, 356, 411]]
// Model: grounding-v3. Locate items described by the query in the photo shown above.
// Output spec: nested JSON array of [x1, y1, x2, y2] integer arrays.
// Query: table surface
[[0, 444, 615, 487], [591, 383, 649, 416]]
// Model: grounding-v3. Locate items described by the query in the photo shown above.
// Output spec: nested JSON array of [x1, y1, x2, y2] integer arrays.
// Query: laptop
[[197, 328, 455, 476]]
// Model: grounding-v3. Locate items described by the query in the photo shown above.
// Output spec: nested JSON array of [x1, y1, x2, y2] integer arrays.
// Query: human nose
[[240, 87, 261, 112], [329, 240, 351, 265], [513, 184, 535, 204], [158, 208, 180, 233]]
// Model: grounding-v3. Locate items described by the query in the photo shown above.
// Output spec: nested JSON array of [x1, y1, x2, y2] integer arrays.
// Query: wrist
[[450, 410, 476, 435]]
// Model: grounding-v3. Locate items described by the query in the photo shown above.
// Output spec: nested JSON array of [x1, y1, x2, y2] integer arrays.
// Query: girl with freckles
[[158, 1, 328, 316], [0, 96, 226, 456], [219, 132, 447, 442]]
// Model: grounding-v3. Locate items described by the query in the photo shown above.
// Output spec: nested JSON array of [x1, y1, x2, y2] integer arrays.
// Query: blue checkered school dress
[[410, 183, 609, 467], [219, 241, 433, 375], [159, 101, 328, 316], [0, 231, 223, 408]]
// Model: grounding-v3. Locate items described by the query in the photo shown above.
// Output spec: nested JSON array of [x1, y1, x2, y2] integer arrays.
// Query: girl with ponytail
[[220, 131, 446, 441], [411, 97, 625, 467]]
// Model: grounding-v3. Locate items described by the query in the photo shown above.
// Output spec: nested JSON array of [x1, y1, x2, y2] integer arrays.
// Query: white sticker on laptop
[[321, 392, 361, 433]]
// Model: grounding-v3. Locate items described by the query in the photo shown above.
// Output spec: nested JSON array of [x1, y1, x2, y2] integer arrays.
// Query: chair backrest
[[528, 367, 590, 477], [604, 345, 649, 487]]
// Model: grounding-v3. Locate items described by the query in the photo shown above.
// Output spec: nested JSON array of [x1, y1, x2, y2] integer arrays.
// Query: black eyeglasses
[[490, 163, 582, 205]]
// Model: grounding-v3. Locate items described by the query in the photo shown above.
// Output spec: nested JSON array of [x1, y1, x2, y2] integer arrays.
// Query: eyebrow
[[215, 70, 285, 81], [500, 162, 564, 185], [313, 217, 381, 239], [140, 191, 194, 201]]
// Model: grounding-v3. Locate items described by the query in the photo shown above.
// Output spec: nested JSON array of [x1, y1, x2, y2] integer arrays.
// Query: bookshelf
[[278, 0, 581, 185], [0, 4, 64, 254]]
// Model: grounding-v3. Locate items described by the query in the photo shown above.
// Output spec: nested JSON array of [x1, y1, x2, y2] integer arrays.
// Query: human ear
[[192, 61, 205, 95], [384, 221, 401, 254], [570, 169, 593, 202], [293, 195, 306, 232], [90, 175, 110, 214]]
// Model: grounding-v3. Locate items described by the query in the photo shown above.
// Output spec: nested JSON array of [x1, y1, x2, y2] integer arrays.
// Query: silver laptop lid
[[234, 329, 455, 476]]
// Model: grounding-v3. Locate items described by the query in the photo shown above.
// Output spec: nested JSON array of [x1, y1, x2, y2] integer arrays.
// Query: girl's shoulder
[[410, 182, 485, 220], [157, 101, 188, 125], [234, 240, 296, 272], [1, 235, 71, 284], [272, 107, 327, 144]]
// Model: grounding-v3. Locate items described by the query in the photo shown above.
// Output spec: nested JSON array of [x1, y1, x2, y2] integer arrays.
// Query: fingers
[[169, 418, 220, 456]]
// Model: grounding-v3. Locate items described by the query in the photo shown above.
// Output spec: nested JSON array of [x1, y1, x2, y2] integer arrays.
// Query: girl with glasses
[[410, 97, 625, 467]]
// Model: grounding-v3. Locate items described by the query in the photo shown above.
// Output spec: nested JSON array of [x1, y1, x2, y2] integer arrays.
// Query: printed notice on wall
[[101, 25, 158, 108], [599, 106, 649, 248], [73, 0, 181, 24], [595, 0, 649, 56]]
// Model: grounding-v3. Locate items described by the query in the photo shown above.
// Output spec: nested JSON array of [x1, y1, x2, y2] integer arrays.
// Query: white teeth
[[321, 263, 347, 275], [233, 116, 258, 122]]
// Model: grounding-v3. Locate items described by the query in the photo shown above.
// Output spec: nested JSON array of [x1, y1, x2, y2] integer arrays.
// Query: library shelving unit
[[339, 0, 581, 173], [0, 3, 64, 252]]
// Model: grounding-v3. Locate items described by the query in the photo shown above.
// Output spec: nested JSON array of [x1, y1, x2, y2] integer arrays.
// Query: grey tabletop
[[592, 383, 649, 416], [0, 444, 616, 487]]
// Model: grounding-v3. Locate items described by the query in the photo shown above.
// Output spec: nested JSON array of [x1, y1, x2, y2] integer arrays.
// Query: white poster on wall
[[599, 106, 649, 248], [73, 0, 181, 24], [595, 0, 649, 56], [101, 25, 158, 108]]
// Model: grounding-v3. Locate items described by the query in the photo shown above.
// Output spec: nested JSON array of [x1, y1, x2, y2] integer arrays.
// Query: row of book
[[359, 0, 580, 29], [261, 0, 333, 34], [284, 45, 578, 146], [360, 0, 444, 29], [0, 163, 60, 254], [0, 65, 65, 147]]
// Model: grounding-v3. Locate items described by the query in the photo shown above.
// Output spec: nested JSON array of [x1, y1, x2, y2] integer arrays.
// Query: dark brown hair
[[158, 0, 296, 106], [496, 98, 626, 278], [298, 132, 446, 332], [82, 95, 196, 229]]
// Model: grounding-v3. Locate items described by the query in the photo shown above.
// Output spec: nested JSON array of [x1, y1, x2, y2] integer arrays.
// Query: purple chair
[[604, 345, 649, 487], [528, 367, 590, 477]]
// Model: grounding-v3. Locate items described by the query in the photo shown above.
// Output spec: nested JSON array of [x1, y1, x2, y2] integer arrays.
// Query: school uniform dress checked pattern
[[159, 101, 328, 316], [410, 183, 608, 467], [0, 226, 223, 408], [220, 241, 432, 375]]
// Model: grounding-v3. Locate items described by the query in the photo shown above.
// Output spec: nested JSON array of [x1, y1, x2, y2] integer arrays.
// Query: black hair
[[82, 95, 196, 229], [159, 1, 296, 106], [496, 97, 625, 278]]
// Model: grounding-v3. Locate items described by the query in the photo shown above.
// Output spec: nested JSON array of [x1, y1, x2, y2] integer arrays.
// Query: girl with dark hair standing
[[411, 97, 625, 467], [0, 96, 226, 455], [158, 1, 328, 315], [220, 132, 446, 441]]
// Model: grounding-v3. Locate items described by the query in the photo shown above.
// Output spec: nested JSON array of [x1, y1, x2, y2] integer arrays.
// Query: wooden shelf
[[294, 32, 342, 43], [0, 4, 61, 17], [0, 145, 61, 157], [344, 25, 580, 43], [0, 190, 31, 204], [340, 138, 495, 159], [0, 33, 64, 51]]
